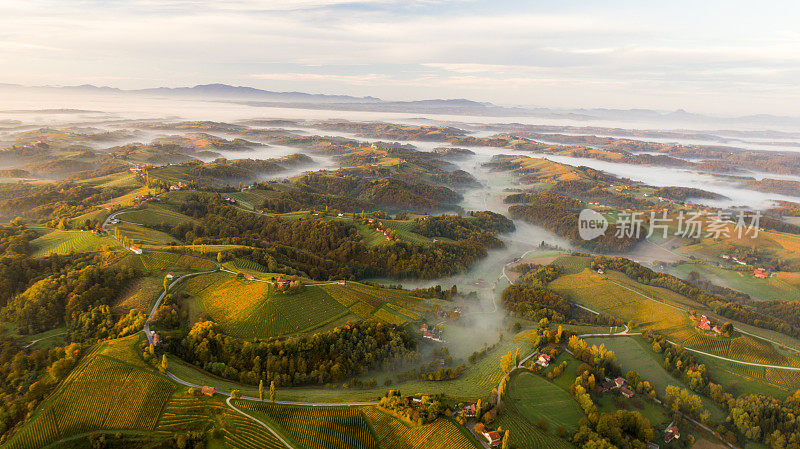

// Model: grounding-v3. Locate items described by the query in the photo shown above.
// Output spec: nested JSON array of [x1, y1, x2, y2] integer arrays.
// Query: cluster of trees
[[173, 320, 415, 387], [411, 211, 515, 241], [297, 172, 461, 212], [513, 263, 561, 287], [0, 181, 135, 219], [501, 285, 571, 322], [508, 192, 640, 252], [591, 256, 800, 338], [573, 410, 656, 449], [2, 262, 140, 335], [169, 198, 505, 279], [0, 222, 37, 257], [552, 180, 651, 210], [377, 390, 444, 425]]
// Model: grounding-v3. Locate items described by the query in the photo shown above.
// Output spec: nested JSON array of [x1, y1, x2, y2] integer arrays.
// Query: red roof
[[486, 431, 502, 445]]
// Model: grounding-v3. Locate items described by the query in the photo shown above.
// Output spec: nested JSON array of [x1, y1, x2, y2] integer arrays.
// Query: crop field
[[114, 276, 163, 314], [506, 371, 583, 432], [182, 273, 369, 339], [118, 203, 198, 227], [225, 257, 268, 273], [549, 268, 798, 368], [551, 255, 590, 274], [494, 401, 575, 449], [697, 355, 797, 398], [117, 251, 217, 272], [110, 221, 179, 246], [362, 407, 480, 449], [30, 229, 120, 257], [4, 337, 175, 449], [670, 262, 800, 302], [238, 401, 377, 449]]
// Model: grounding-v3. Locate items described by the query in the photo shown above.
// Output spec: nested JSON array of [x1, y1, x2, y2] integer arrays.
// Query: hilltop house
[[480, 430, 502, 447], [461, 403, 477, 418], [537, 354, 552, 367], [663, 423, 680, 443], [620, 387, 635, 398]]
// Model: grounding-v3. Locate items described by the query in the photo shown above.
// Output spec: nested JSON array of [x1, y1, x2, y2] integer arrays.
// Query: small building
[[243, 274, 255, 281], [699, 315, 712, 331], [129, 245, 143, 255], [337, 280, 346, 285], [420, 323, 428, 333], [620, 386, 635, 398], [462, 403, 477, 418], [664, 423, 680, 443], [166, 272, 175, 280], [152, 333, 160, 346], [536, 354, 552, 367], [275, 277, 290, 288], [483, 430, 502, 447], [202, 386, 215, 397], [754, 268, 769, 279], [597, 268, 605, 274], [614, 377, 626, 388], [712, 325, 722, 335]]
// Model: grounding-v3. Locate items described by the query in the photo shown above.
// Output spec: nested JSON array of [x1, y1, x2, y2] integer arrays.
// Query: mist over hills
[[2, 82, 800, 129]]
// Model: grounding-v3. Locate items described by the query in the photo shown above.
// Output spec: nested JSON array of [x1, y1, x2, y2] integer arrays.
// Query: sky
[[1, 0, 799, 115]]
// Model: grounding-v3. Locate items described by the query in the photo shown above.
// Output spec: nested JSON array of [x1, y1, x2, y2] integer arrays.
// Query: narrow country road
[[226, 397, 296, 449]]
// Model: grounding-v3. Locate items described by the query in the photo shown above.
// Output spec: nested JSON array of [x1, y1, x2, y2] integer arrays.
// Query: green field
[[117, 202, 199, 227], [3, 336, 174, 449], [505, 371, 583, 432], [180, 273, 430, 339], [362, 407, 481, 449], [115, 251, 217, 272], [584, 336, 727, 423], [237, 401, 377, 449], [549, 268, 800, 369], [110, 221, 179, 246], [29, 229, 121, 257], [670, 262, 800, 302]]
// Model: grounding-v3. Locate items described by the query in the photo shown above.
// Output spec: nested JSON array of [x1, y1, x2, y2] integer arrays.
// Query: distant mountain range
[[2, 82, 799, 129]]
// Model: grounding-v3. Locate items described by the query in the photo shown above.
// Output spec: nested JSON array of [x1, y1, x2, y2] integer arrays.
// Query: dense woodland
[[508, 191, 640, 252], [170, 197, 507, 279], [172, 320, 415, 386]]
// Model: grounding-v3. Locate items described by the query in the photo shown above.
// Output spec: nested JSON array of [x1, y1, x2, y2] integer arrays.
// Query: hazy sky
[[2, 0, 799, 115]]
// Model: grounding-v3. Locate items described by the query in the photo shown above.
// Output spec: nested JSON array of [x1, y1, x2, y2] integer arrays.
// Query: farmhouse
[[274, 277, 290, 288], [166, 272, 175, 280], [243, 274, 255, 281], [754, 268, 769, 279], [663, 423, 680, 443], [481, 430, 502, 447], [202, 386, 215, 397], [620, 386, 635, 398], [461, 403, 477, 418], [536, 353, 552, 367], [129, 245, 143, 255]]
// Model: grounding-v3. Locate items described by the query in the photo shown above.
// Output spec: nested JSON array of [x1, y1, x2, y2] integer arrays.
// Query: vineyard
[[495, 404, 574, 449], [362, 407, 480, 449], [505, 371, 583, 432], [237, 401, 377, 449], [118, 203, 198, 227], [110, 221, 179, 246], [116, 251, 216, 272], [29, 229, 120, 257], [113, 276, 163, 314], [4, 338, 175, 449], [183, 274, 431, 339]]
